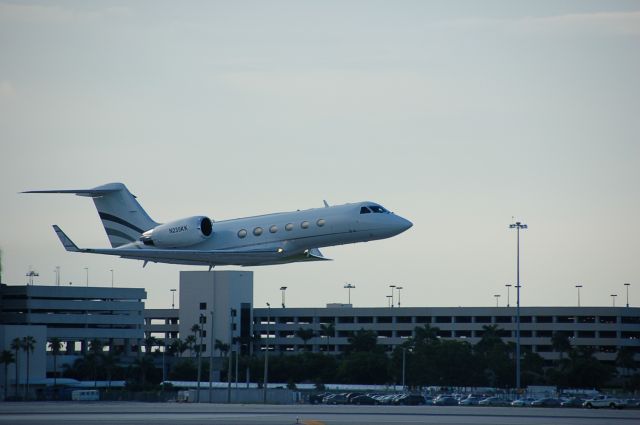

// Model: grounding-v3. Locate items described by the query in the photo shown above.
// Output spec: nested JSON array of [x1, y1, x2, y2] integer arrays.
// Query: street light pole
[[575, 285, 582, 307], [170, 289, 176, 309], [402, 347, 406, 392], [389, 285, 396, 307], [396, 286, 403, 307], [280, 286, 287, 308], [494, 294, 501, 307], [344, 283, 355, 305], [611, 294, 617, 307], [110, 269, 114, 288], [209, 309, 214, 403], [386, 295, 392, 308], [509, 220, 527, 391], [263, 303, 270, 404], [624, 283, 631, 307], [84, 267, 89, 287], [505, 284, 512, 307]]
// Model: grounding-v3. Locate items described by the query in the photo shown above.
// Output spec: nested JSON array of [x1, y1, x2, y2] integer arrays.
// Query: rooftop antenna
[[26, 266, 39, 285]]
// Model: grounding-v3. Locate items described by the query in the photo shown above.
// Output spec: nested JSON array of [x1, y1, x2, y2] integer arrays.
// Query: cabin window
[[317, 219, 325, 227], [301, 221, 310, 229], [237, 229, 247, 239], [253, 227, 263, 236], [369, 206, 388, 213], [285, 223, 294, 231], [360, 206, 371, 214], [269, 225, 278, 233]]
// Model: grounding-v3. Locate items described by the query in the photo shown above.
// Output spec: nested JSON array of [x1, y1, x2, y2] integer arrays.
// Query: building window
[[301, 221, 310, 229], [269, 225, 278, 233], [285, 223, 294, 231], [199, 302, 207, 310], [253, 227, 263, 236], [317, 219, 325, 227], [237, 229, 247, 238]]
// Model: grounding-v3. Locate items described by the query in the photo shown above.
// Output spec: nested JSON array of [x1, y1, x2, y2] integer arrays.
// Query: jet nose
[[395, 216, 413, 233]]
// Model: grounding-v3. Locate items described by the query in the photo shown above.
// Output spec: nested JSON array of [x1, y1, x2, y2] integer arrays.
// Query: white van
[[71, 389, 99, 401]]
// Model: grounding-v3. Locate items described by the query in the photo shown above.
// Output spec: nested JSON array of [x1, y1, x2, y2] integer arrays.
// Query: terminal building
[[1, 271, 639, 395]]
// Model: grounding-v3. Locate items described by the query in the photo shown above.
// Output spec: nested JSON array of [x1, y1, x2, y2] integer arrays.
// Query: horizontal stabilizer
[[22, 188, 120, 198], [52, 225, 80, 252]]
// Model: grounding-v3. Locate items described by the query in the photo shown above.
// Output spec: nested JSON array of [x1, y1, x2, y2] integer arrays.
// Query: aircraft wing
[[53, 225, 282, 266]]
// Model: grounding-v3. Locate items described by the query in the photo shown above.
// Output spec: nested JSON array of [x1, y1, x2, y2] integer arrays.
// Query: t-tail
[[23, 183, 158, 247]]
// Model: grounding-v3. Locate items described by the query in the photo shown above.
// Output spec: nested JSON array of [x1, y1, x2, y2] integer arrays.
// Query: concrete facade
[[251, 305, 640, 364]]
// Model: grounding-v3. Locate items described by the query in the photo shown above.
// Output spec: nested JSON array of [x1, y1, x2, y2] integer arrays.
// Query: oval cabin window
[[301, 221, 310, 229], [253, 227, 263, 236], [317, 219, 325, 227], [285, 223, 294, 231], [237, 229, 247, 239]]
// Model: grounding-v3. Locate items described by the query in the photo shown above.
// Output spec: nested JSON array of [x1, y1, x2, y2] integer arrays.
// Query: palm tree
[[185, 335, 197, 358], [551, 332, 572, 362], [144, 336, 159, 354], [101, 351, 119, 389], [48, 338, 63, 387], [132, 355, 155, 388], [21, 336, 35, 400], [320, 323, 335, 353], [1, 350, 15, 401], [10, 338, 21, 398], [295, 328, 315, 351], [190, 324, 201, 357]]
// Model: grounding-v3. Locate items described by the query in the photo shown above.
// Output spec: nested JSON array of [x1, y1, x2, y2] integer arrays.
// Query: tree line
[[3, 323, 638, 399]]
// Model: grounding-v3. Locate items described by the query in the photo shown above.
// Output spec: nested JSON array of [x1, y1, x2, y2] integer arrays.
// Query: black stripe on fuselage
[[105, 228, 137, 243], [99, 212, 145, 234]]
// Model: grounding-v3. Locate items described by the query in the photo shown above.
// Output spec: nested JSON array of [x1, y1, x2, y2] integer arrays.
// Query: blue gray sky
[[1, 1, 639, 309]]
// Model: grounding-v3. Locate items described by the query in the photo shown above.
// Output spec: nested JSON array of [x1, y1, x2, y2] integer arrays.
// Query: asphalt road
[[1, 402, 639, 425]]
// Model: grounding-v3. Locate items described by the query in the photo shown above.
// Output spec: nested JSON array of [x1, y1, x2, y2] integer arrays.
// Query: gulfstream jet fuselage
[[24, 183, 412, 267]]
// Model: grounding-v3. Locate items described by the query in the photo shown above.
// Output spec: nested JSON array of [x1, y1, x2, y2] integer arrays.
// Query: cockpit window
[[369, 205, 388, 213], [360, 206, 371, 214]]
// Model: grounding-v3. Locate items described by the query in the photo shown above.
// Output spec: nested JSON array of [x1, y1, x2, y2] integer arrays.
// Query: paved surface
[[1, 402, 639, 425]]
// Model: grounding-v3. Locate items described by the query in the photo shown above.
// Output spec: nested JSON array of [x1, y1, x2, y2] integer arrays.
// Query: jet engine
[[140, 216, 213, 248]]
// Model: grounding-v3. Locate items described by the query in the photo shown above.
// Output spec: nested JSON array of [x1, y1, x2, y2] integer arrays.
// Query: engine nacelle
[[140, 216, 213, 248]]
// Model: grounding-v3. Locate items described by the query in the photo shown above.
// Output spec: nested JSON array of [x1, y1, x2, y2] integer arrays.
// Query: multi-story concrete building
[[0, 284, 146, 354], [251, 305, 640, 365]]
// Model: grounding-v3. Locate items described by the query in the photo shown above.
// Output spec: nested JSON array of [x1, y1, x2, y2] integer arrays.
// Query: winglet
[[52, 225, 80, 252], [323, 200, 329, 208]]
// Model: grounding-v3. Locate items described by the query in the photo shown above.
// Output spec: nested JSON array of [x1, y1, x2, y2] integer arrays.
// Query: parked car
[[434, 396, 459, 406], [396, 394, 426, 405], [583, 395, 626, 409], [309, 392, 329, 404], [560, 397, 584, 408], [479, 396, 508, 406], [351, 395, 379, 405], [459, 396, 483, 406], [530, 398, 561, 407], [324, 393, 349, 405], [511, 398, 536, 407]]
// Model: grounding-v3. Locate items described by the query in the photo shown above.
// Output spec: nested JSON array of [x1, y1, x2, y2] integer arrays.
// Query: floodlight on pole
[[494, 294, 501, 307], [280, 286, 287, 308], [344, 283, 355, 305], [624, 283, 631, 307], [505, 284, 512, 307], [110, 269, 114, 287], [611, 294, 617, 307], [575, 285, 583, 307], [389, 285, 396, 307], [509, 220, 527, 391], [396, 286, 404, 307], [386, 295, 392, 308], [263, 302, 271, 404], [170, 289, 177, 309], [84, 267, 89, 287]]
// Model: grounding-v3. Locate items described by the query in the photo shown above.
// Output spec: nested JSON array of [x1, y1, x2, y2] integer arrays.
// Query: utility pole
[[344, 283, 355, 305], [263, 303, 270, 404], [396, 286, 404, 307], [509, 220, 527, 391]]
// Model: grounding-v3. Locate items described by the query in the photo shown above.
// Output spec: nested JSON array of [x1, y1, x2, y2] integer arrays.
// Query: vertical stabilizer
[[87, 183, 158, 247], [23, 183, 158, 248]]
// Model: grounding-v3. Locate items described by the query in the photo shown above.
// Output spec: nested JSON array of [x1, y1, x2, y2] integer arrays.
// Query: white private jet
[[24, 183, 412, 268]]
